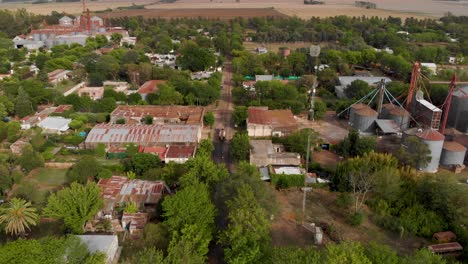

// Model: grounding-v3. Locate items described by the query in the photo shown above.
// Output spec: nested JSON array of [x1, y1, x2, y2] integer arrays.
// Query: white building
[[77, 235, 119, 264], [38, 117, 72, 134], [48, 69, 71, 85]]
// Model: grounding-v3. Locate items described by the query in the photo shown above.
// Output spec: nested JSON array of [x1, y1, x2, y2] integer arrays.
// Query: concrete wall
[[247, 124, 272, 137]]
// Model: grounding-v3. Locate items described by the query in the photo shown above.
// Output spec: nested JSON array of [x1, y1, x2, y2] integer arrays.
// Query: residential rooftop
[[111, 105, 205, 125], [137, 80, 166, 95], [248, 107, 297, 128]]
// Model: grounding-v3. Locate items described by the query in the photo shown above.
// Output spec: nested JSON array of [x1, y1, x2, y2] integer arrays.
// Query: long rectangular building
[[85, 124, 201, 148], [110, 105, 205, 126]]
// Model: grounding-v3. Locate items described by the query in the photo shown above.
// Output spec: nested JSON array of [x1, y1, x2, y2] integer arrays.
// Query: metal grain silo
[[416, 129, 445, 173], [447, 86, 468, 133], [349, 103, 368, 125], [380, 103, 396, 119], [33, 33, 40, 41], [440, 141, 466, 166], [389, 107, 410, 130], [352, 107, 378, 132]]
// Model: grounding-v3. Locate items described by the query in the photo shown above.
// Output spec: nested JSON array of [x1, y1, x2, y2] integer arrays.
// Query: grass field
[[29, 168, 68, 188]]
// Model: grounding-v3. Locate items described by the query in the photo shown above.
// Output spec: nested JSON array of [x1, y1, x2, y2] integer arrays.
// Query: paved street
[[211, 61, 234, 170]]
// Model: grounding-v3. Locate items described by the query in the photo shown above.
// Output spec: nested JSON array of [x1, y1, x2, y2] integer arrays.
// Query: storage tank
[[440, 141, 466, 166], [33, 33, 41, 41], [380, 103, 397, 119], [416, 129, 445, 173], [40, 34, 47, 41], [447, 86, 468, 133], [388, 107, 410, 130], [352, 107, 378, 132], [349, 103, 368, 125]]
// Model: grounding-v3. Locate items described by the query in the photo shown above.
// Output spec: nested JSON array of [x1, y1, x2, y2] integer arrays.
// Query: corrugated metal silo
[[381, 103, 396, 119], [402, 127, 420, 146], [352, 107, 378, 132], [33, 33, 40, 41], [440, 141, 466, 166], [349, 103, 367, 125], [389, 107, 410, 130], [447, 86, 468, 133], [416, 129, 445, 173]]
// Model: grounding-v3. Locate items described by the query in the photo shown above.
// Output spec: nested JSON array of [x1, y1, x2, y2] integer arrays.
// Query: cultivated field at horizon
[[0, 0, 467, 19]]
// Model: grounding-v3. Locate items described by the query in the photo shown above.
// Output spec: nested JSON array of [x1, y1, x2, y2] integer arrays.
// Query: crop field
[[2, 0, 464, 19], [103, 7, 286, 19]]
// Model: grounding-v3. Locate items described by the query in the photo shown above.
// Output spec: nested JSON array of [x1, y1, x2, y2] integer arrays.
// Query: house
[[10, 138, 30, 154], [85, 124, 202, 148], [110, 105, 205, 126], [78, 86, 104, 100], [335, 76, 392, 99], [97, 176, 170, 220], [121, 36, 137, 46], [138, 146, 168, 161], [20, 106, 61, 130], [247, 107, 298, 137], [137, 80, 166, 100], [48, 69, 71, 85], [122, 213, 148, 235], [250, 140, 301, 167], [421, 62, 438, 75], [165, 145, 196, 164], [77, 235, 119, 264], [38, 117, 71, 134]]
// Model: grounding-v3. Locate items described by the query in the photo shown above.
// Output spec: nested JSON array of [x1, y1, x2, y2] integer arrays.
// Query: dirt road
[[211, 61, 234, 170]]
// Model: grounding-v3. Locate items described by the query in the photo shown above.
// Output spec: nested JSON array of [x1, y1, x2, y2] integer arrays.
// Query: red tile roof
[[247, 107, 297, 128], [137, 80, 166, 95], [166, 145, 196, 159]]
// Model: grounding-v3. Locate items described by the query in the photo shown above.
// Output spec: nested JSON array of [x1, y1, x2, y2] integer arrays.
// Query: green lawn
[[31, 168, 68, 187]]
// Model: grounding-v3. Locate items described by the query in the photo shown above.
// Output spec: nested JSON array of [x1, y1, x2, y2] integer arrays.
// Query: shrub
[[271, 174, 304, 189], [335, 193, 353, 209], [97, 169, 113, 179], [347, 211, 364, 226]]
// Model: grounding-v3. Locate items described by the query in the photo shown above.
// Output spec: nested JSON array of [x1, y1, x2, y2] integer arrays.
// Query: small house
[[37, 117, 71, 134]]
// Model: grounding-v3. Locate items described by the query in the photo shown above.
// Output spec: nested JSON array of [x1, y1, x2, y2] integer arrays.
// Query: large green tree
[[67, 156, 102, 184], [230, 132, 250, 162], [177, 41, 216, 72], [220, 184, 270, 264], [43, 182, 103, 234]]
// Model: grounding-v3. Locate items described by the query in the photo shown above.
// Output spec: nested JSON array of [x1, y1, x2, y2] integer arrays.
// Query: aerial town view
[[0, 0, 467, 263]]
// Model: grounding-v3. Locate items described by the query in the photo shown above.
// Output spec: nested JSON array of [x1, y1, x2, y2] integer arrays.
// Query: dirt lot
[[271, 189, 428, 254], [102, 8, 286, 19]]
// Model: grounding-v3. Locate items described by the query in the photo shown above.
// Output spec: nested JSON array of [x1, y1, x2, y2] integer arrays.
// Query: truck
[[218, 128, 226, 141]]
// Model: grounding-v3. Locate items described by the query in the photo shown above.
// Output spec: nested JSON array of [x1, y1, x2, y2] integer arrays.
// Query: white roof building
[[38, 117, 72, 134]]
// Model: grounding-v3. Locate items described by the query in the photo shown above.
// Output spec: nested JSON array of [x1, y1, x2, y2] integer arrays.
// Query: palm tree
[[0, 198, 38, 236]]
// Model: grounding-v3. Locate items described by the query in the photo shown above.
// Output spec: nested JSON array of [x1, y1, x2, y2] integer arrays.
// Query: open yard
[[25, 168, 68, 190], [271, 189, 428, 254]]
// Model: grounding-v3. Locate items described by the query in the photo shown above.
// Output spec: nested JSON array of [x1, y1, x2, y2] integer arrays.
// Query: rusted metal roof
[[389, 107, 410, 117], [111, 105, 204, 125], [443, 141, 466, 152], [433, 231, 457, 242], [428, 242, 463, 253], [416, 129, 445, 141], [122, 213, 148, 232], [351, 103, 368, 110], [97, 176, 168, 211], [137, 80, 166, 95], [166, 145, 196, 159], [247, 107, 297, 128], [355, 107, 378, 117], [139, 146, 167, 160], [54, 105, 73, 113], [85, 124, 201, 145]]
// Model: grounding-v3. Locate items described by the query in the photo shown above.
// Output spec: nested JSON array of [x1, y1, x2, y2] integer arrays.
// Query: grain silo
[[349, 103, 368, 125], [352, 107, 378, 132], [388, 107, 410, 130], [440, 141, 466, 166], [416, 129, 445, 173], [380, 103, 397, 119], [447, 86, 468, 133]]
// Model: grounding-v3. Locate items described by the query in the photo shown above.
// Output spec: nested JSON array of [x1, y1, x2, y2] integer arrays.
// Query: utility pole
[[376, 79, 386, 115], [309, 81, 317, 121], [302, 132, 313, 223]]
